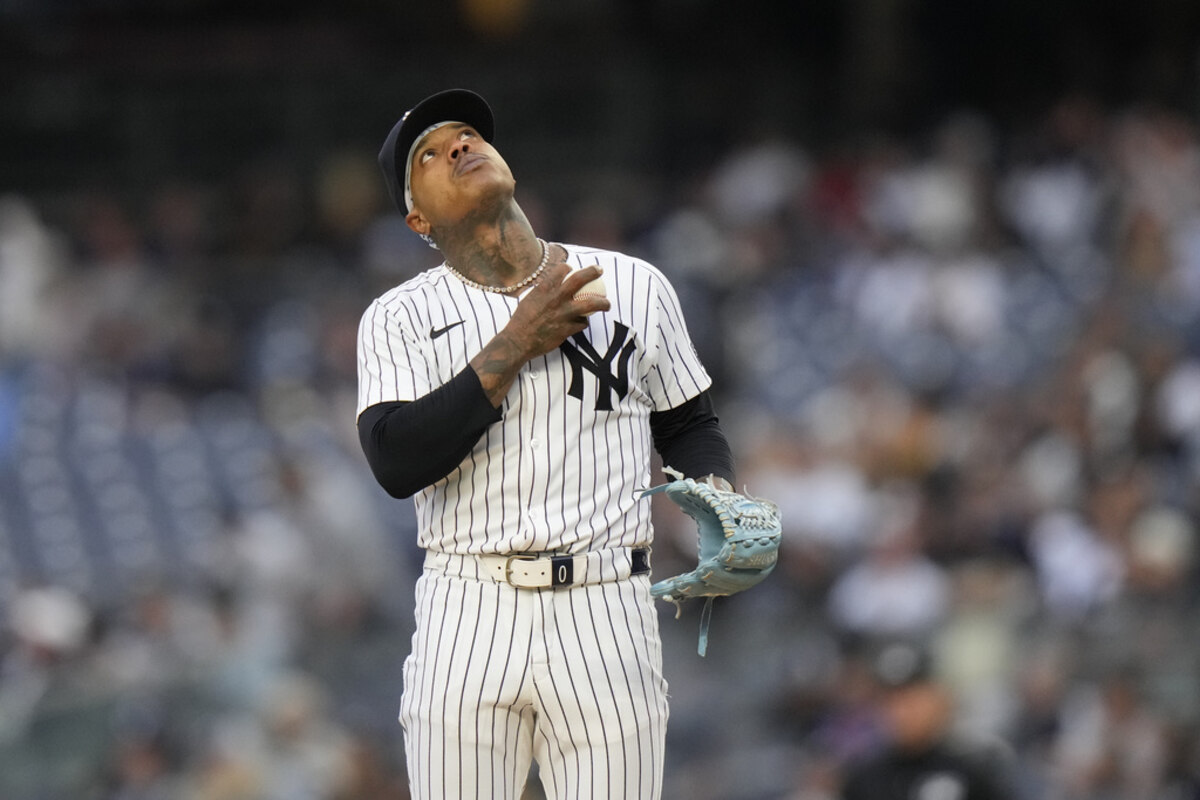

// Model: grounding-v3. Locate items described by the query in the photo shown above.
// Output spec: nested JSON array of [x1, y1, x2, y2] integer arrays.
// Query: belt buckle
[[504, 554, 540, 587]]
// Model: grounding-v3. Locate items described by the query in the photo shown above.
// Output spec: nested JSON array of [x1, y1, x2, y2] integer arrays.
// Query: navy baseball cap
[[378, 88, 495, 214]]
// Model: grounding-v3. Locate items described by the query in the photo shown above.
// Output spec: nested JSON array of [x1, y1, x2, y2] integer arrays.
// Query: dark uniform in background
[[840, 642, 1017, 800]]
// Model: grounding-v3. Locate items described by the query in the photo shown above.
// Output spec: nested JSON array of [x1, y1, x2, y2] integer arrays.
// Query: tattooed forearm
[[469, 332, 527, 407]]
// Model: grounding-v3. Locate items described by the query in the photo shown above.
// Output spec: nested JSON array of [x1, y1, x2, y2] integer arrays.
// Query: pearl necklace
[[444, 238, 553, 294]]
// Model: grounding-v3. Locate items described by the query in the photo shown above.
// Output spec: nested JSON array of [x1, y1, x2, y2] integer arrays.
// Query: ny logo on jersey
[[559, 321, 637, 411]]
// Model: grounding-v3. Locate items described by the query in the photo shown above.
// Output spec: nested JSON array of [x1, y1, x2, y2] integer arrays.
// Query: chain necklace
[[444, 238, 552, 294]]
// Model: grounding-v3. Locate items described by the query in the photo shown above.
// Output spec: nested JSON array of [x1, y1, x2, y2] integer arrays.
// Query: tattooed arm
[[357, 259, 609, 497], [470, 259, 609, 407]]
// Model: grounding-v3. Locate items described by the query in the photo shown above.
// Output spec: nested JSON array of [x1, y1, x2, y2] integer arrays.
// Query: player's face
[[405, 122, 515, 233], [882, 684, 951, 751]]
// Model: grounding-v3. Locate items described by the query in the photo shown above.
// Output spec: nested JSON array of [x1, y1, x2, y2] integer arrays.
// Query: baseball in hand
[[573, 266, 607, 313]]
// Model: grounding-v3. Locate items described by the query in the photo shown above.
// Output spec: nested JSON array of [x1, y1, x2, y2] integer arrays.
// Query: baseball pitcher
[[356, 88, 780, 800]]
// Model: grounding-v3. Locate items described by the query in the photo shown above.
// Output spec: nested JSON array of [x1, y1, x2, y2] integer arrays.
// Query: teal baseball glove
[[640, 475, 781, 655]]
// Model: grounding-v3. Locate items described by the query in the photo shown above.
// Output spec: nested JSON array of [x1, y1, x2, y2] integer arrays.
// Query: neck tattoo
[[444, 238, 553, 294]]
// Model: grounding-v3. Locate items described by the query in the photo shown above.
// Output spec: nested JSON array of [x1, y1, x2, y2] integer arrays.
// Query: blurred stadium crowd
[[5, 80, 1200, 799]]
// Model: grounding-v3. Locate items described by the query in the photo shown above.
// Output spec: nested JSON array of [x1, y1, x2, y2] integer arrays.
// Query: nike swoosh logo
[[430, 321, 465, 339]]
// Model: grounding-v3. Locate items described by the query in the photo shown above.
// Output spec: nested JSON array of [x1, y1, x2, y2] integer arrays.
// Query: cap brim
[[378, 88, 495, 213]]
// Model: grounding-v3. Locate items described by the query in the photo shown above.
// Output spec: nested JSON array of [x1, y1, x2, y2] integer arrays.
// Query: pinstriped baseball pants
[[399, 560, 669, 799]]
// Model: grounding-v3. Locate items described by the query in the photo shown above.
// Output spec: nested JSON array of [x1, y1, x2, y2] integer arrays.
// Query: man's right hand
[[508, 261, 610, 358], [469, 257, 611, 407]]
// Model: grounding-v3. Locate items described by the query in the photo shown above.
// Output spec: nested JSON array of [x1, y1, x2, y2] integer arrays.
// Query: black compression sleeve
[[649, 390, 735, 484], [357, 367, 502, 498]]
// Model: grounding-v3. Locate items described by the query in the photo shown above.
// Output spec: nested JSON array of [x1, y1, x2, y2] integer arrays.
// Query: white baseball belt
[[426, 547, 651, 589]]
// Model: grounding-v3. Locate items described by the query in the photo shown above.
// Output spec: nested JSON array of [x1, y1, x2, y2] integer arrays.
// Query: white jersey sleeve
[[637, 261, 711, 410], [356, 281, 436, 414]]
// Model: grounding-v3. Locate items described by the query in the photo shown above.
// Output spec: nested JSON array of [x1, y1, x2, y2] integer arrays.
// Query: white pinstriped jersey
[[356, 243, 711, 556]]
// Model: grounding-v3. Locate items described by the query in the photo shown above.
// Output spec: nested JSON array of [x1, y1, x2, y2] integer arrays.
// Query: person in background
[[840, 641, 1016, 800]]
